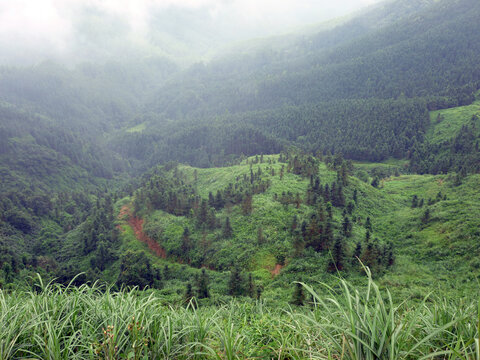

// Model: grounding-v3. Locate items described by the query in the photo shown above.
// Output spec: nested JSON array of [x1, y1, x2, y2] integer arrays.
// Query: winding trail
[[119, 205, 283, 276], [119, 205, 167, 259]]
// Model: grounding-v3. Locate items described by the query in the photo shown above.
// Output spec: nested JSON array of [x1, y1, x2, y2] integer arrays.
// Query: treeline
[[111, 123, 284, 169]]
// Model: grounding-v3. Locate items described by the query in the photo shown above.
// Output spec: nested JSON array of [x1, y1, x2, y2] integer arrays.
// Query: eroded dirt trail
[[119, 205, 167, 259], [270, 264, 284, 277]]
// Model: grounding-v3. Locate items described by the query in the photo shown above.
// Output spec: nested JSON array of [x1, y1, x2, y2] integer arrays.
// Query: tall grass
[[0, 272, 477, 359]]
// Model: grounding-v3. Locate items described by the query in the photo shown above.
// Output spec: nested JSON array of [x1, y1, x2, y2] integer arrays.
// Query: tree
[[365, 217, 372, 232], [421, 208, 430, 224], [342, 216, 352, 237], [228, 266, 244, 296], [181, 227, 192, 255], [329, 237, 345, 272], [353, 241, 362, 262], [247, 273, 255, 298], [223, 217, 233, 238], [196, 269, 210, 299], [184, 283, 194, 305], [411, 195, 418, 208], [257, 226, 265, 244], [197, 200, 208, 225], [241, 193, 253, 215], [291, 281, 305, 306], [291, 215, 298, 233]]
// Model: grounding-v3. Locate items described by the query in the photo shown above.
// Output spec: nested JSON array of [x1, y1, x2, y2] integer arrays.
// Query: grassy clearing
[[427, 100, 480, 144]]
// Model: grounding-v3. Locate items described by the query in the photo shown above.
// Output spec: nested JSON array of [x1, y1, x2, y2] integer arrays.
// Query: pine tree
[[291, 281, 305, 306], [293, 232, 305, 257], [342, 216, 352, 237], [365, 230, 371, 243], [329, 237, 345, 272], [208, 192, 215, 208], [214, 191, 224, 209], [228, 266, 244, 296], [421, 208, 430, 224], [411, 195, 418, 208], [353, 241, 362, 262], [184, 283, 194, 305], [181, 227, 191, 255], [223, 217, 233, 238], [197, 269, 210, 299], [198, 200, 208, 225], [291, 215, 298, 233], [257, 226, 265, 244], [163, 265, 170, 280], [241, 193, 253, 215], [247, 273, 255, 298], [365, 217, 372, 232]]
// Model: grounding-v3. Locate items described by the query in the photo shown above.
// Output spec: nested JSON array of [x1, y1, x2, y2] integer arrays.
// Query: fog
[[0, 0, 379, 66]]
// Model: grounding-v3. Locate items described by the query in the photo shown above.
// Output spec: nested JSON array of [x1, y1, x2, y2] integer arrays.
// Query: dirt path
[[270, 264, 284, 277], [119, 205, 282, 275], [119, 205, 167, 259]]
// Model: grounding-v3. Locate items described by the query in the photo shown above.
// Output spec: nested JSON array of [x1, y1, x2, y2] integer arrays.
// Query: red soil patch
[[271, 264, 284, 277], [119, 205, 167, 259]]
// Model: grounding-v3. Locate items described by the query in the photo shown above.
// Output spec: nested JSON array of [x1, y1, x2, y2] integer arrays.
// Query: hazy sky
[[0, 0, 379, 65]]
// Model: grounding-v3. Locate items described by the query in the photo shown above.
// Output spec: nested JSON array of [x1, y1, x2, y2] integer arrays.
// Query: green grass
[[0, 272, 477, 359], [427, 100, 480, 144]]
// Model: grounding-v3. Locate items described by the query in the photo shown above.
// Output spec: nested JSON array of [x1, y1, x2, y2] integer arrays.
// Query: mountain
[[0, 0, 479, 296], [109, 0, 480, 168]]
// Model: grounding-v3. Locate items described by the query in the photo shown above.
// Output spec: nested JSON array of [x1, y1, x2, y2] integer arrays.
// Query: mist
[[0, 0, 379, 66]]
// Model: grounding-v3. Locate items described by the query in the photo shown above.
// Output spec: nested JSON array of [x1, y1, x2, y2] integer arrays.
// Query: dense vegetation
[[111, 0, 480, 168], [1, 0, 480, 357], [0, 271, 478, 360]]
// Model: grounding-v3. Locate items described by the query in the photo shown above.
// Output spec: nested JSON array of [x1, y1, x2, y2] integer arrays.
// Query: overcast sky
[[0, 0, 379, 65]]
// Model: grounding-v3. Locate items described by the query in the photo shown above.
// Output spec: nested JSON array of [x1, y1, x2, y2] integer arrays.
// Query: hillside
[[112, 0, 480, 168], [5, 152, 474, 302]]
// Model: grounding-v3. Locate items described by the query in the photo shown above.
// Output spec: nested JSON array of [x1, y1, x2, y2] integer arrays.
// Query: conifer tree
[[241, 193, 253, 215], [353, 241, 362, 262], [291, 281, 305, 306], [197, 269, 210, 299], [257, 226, 265, 244], [342, 216, 352, 237], [247, 273, 255, 298], [291, 215, 298, 233], [421, 208, 430, 224], [365, 217, 372, 232], [181, 227, 191, 255], [329, 237, 345, 272], [223, 217, 233, 238], [184, 283, 194, 305], [228, 266, 244, 296], [411, 195, 418, 208]]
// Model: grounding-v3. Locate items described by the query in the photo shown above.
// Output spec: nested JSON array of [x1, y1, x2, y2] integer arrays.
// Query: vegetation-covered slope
[[110, 0, 480, 168]]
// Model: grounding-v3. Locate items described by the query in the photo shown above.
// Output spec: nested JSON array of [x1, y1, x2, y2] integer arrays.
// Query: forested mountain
[[111, 0, 480, 168], [1, 0, 480, 295]]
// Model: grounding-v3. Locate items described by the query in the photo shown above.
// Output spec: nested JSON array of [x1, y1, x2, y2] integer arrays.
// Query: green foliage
[[0, 273, 477, 359]]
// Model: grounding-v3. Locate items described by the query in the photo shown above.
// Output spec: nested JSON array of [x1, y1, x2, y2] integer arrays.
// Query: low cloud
[[0, 0, 379, 65]]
